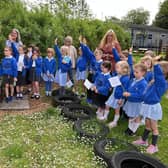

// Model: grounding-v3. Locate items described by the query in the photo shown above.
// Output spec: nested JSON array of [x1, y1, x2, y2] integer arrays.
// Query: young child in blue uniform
[[29, 47, 43, 99], [133, 62, 168, 154], [26, 44, 35, 93], [91, 61, 111, 120], [81, 43, 103, 104], [11, 43, 29, 99], [43, 48, 56, 96], [123, 63, 147, 136], [75, 46, 88, 95], [105, 60, 130, 126], [54, 38, 72, 95], [141, 55, 153, 83], [1, 46, 17, 103]]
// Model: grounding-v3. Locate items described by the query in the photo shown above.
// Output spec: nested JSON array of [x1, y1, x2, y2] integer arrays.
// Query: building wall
[[131, 27, 168, 52]]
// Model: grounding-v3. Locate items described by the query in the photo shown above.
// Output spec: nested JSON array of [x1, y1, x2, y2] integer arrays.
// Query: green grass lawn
[[0, 94, 167, 168]]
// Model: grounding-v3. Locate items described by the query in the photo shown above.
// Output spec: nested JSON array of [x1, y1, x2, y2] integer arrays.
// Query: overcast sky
[[86, 0, 164, 24]]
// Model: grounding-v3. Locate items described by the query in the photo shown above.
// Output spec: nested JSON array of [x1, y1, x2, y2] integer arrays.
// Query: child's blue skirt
[[58, 69, 67, 86], [123, 101, 142, 118], [105, 92, 123, 109], [76, 69, 86, 81], [140, 103, 162, 121]]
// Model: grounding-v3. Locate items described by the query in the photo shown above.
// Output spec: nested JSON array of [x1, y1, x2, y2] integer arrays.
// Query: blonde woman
[[6, 28, 23, 49], [99, 29, 122, 72]]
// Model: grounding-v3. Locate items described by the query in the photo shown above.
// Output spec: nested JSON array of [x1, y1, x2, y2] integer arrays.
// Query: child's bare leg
[[16, 86, 19, 93], [9, 85, 14, 96], [35, 81, 40, 95], [32, 82, 36, 94], [5, 84, 9, 98], [108, 108, 120, 128]]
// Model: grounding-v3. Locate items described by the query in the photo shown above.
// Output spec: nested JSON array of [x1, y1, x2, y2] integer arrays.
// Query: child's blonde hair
[[47, 48, 55, 56], [144, 50, 155, 58], [134, 63, 147, 74], [141, 55, 153, 70], [61, 46, 69, 56], [116, 61, 130, 75], [158, 61, 168, 80], [99, 29, 118, 49]]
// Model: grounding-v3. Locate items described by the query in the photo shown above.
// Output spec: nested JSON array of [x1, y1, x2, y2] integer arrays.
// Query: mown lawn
[[0, 94, 167, 168]]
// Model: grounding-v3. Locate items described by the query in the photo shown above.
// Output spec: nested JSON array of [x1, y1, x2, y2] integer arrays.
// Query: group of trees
[[0, 0, 130, 57]]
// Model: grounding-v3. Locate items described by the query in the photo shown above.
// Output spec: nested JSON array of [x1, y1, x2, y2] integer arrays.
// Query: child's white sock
[[132, 122, 140, 133], [128, 120, 134, 131], [103, 110, 109, 120], [113, 114, 120, 123], [48, 91, 51, 96]]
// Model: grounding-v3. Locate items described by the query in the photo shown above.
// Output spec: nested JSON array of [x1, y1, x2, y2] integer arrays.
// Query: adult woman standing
[[6, 28, 23, 49], [61, 36, 77, 84], [99, 29, 122, 72]]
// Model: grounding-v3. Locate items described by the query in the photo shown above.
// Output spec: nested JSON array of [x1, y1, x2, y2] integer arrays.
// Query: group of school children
[[77, 38, 168, 155], [0, 32, 168, 155]]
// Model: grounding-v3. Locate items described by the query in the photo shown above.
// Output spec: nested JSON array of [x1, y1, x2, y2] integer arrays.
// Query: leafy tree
[[122, 8, 150, 25], [153, 0, 168, 29]]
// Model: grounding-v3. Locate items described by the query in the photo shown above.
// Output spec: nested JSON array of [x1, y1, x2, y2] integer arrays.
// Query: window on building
[[148, 34, 152, 39]]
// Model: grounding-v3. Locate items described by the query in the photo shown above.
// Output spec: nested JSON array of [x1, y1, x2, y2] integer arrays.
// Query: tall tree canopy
[[122, 8, 150, 25], [153, 0, 168, 29]]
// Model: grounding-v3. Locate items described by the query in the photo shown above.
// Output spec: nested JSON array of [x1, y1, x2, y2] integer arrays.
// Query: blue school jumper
[[76, 55, 87, 80], [81, 44, 102, 81], [76, 44, 88, 80], [29, 56, 43, 82], [94, 72, 111, 96], [123, 77, 147, 118], [54, 45, 72, 86], [43, 57, 56, 92], [92, 72, 111, 107], [11, 42, 29, 77], [2, 56, 18, 78], [140, 64, 167, 120], [144, 71, 153, 83]]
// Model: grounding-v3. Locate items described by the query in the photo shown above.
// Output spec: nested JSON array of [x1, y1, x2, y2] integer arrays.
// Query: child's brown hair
[[102, 61, 112, 71], [33, 46, 41, 56]]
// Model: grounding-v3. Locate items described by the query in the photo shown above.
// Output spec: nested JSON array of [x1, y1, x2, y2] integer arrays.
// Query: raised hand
[[55, 38, 58, 45], [79, 35, 83, 43]]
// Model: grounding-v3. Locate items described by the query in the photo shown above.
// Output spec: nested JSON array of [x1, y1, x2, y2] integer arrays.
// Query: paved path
[[0, 95, 30, 110]]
